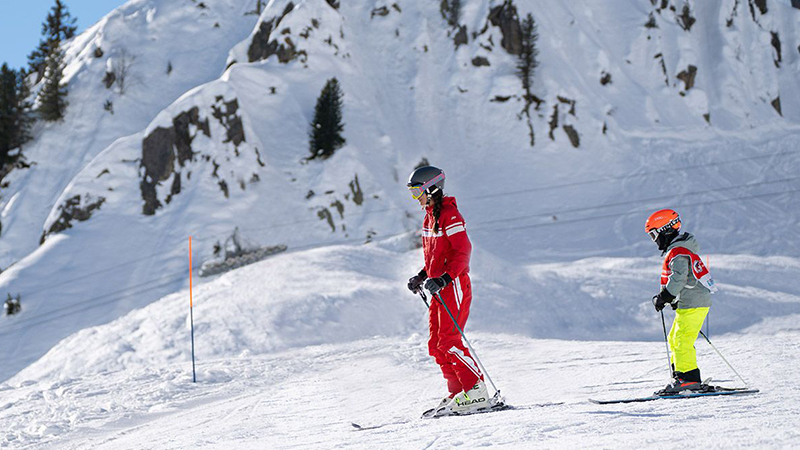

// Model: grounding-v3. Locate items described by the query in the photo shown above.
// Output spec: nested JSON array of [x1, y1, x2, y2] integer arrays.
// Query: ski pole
[[189, 236, 196, 383], [660, 310, 673, 377], [426, 290, 500, 395], [417, 290, 430, 308], [699, 330, 748, 387]]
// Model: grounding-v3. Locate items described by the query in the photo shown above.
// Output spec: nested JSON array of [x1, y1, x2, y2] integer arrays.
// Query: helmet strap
[[657, 229, 679, 253], [424, 187, 442, 207]]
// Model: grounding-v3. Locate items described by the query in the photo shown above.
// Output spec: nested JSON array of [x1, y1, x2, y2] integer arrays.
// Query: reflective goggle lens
[[408, 185, 425, 199], [407, 173, 444, 200], [648, 229, 659, 242]]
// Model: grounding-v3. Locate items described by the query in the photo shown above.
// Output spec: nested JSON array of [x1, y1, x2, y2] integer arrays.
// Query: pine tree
[[0, 65, 34, 166], [15, 69, 35, 147], [27, 0, 77, 82], [0, 64, 17, 165], [308, 78, 345, 160], [37, 49, 69, 121], [27, 43, 50, 83], [517, 13, 539, 97]]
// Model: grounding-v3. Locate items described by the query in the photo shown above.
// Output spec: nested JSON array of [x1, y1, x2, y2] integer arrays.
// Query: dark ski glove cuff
[[407, 269, 428, 293], [441, 273, 453, 285], [424, 273, 452, 294], [652, 288, 677, 312]]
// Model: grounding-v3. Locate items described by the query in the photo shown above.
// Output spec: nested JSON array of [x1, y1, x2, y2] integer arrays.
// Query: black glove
[[424, 273, 453, 295], [652, 288, 676, 312], [407, 269, 427, 294]]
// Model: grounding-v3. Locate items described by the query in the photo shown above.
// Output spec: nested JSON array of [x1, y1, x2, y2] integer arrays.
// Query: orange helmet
[[645, 209, 681, 242]]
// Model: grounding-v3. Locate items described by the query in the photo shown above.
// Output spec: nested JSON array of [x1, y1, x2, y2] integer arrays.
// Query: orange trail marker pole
[[705, 255, 710, 338], [189, 236, 196, 383]]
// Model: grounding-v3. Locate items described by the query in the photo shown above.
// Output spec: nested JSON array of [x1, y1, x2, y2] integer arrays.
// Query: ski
[[351, 401, 565, 431], [425, 400, 511, 419], [351, 419, 411, 431], [589, 387, 759, 405]]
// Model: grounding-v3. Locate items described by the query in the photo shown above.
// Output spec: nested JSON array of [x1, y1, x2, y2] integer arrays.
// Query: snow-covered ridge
[[1, 0, 259, 265], [10, 243, 800, 384]]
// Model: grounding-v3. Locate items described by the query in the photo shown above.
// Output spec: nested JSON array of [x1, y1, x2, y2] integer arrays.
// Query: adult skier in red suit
[[406, 165, 489, 417]]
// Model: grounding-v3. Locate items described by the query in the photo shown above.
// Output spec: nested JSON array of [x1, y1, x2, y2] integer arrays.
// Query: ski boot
[[655, 369, 706, 396], [434, 380, 492, 417], [422, 392, 457, 418]]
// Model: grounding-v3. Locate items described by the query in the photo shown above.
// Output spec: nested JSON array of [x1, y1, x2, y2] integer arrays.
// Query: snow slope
[[2, 0, 800, 383], [1, 242, 799, 448], [5, 334, 800, 449]]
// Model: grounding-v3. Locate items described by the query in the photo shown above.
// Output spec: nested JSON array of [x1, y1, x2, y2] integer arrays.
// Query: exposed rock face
[[349, 174, 363, 206], [140, 107, 210, 215], [371, 6, 390, 18], [454, 25, 468, 48], [211, 97, 245, 146], [548, 104, 559, 140], [318, 208, 335, 231], [41, 195, 106, 244], [563, 125, 580, 148], [771, 31, 781, 68], [141, 127, 176, 215], [103, 71, 116, 89], [677, 4, 696, 31], [488, 1, 522, 55], [472, 56, 490, 67], [248, 21, 279, 62], [676, 65, 697, 91], [173, 108, 209, 165], [645, 12, 658, 29], [772, 97, 782, 116], [655, 53, 669, 85], [247, 3, 298, 63], [557, 96, 576, 116], [139, 96, 247, 215]]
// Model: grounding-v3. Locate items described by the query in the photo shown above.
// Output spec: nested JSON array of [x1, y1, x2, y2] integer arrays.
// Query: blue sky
[[0, 0, 128, 70]]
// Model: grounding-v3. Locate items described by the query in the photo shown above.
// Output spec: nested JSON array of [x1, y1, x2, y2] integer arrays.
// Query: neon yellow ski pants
[[668, 307, 709, 373]]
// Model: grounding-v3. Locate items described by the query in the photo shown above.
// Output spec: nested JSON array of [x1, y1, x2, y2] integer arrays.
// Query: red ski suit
[[422, 196, 483, 395]]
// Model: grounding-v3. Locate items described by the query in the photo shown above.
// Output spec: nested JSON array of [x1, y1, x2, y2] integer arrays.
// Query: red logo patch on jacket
[[661, 247, 718, 293]]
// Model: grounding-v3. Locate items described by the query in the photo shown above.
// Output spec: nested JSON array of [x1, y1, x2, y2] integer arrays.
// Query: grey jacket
[[664, 233, 712, 310]]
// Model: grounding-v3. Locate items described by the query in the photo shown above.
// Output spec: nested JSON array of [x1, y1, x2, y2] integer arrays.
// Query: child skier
[[646, 209, 716, 394], [405, 165, 490, 417]]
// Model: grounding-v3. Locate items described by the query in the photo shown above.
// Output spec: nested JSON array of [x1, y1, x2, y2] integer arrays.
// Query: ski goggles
[[407, 173, 445, 199], [647, 217, 680, 241]]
